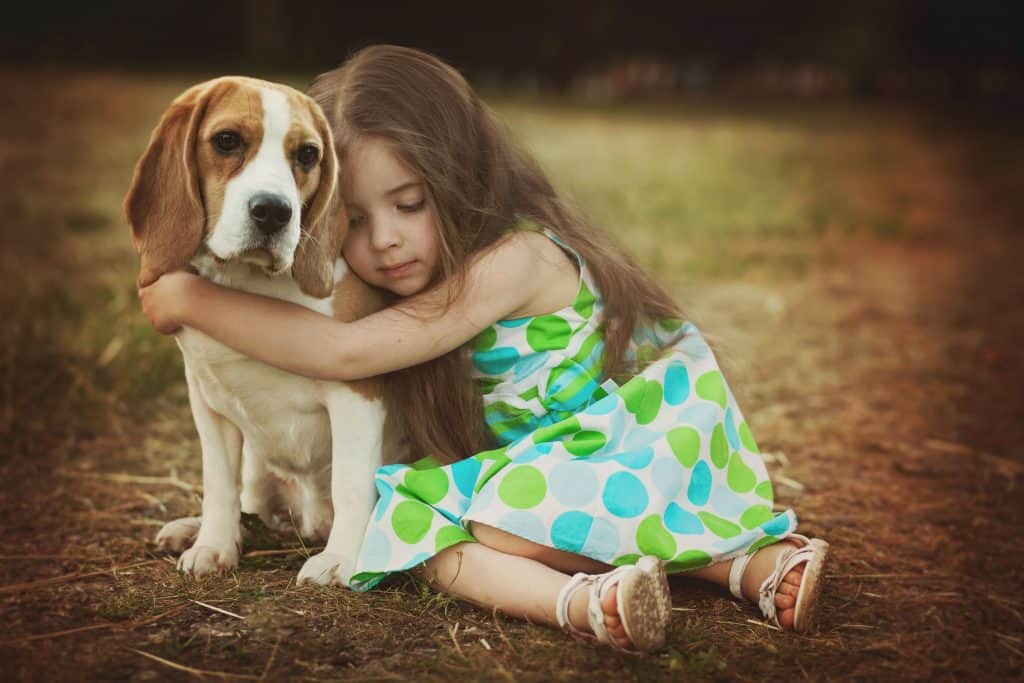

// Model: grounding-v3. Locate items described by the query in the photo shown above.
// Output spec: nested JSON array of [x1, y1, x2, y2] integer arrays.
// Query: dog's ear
[[124, 81, 214, 288], [292, 97, 342, 299]]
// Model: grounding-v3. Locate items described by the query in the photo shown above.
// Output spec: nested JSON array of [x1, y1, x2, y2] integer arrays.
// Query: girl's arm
[[139, 233, 545, 382]]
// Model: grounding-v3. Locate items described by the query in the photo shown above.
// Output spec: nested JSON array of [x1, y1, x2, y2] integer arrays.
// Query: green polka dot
[[739, 422, 759, 453], [533, 416, 580, 444], [573, 280, 595, 319], [727, 452, 757, 493], [745, 535, 779, 554], [659, 317, 684, 332], [404, 467, 449, 505], [622, 377, 662, 425], [636, 343, 660, 366], [391, 501, 433, 544], [739, 505, 774, 530], [667, 426, 700, 467], [475, 376, 502, 395], [755, 480, 774, 502], [526, 315, 572, 351], [636, 514, 677, 559], [498, 466, 547, 509], [565, 430, 607, 456], [710, 424, 729, 468], [695, 371, 727, 408], [697, 511, 742, 539], [665, 549, 712, 572], [473, 326, 497, 351], [435, 525, 475, 553], [612, 553, 641, 567]]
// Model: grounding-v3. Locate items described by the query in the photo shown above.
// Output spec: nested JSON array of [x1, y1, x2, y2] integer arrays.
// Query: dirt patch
[[1, 69, 1021, 681]]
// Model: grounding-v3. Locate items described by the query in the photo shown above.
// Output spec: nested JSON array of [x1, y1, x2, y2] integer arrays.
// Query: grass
[[1, 67, 1022, 680]]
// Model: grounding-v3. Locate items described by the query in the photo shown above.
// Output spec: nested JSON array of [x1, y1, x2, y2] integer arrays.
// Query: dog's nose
[[249, 194, 293, 235]]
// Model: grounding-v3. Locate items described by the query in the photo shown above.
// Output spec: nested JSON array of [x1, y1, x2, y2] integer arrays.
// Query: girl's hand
[[138, 270, 198, 334]]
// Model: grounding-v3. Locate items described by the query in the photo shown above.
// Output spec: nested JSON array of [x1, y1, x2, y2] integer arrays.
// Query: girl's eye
[[348, 215, 366, 229], [397, 199, 426, 213]]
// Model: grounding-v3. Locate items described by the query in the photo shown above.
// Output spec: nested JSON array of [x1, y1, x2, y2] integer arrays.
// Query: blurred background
[[1, 2, 1022, 681]]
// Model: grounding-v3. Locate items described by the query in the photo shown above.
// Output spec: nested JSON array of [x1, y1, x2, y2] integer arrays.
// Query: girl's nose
[[370, 220, 402, 251]]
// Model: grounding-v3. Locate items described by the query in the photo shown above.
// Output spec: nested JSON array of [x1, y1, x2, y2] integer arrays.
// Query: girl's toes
[[777, 606, 796, 630], [602, 585, 618, 614], [775, 592, 796, 609]]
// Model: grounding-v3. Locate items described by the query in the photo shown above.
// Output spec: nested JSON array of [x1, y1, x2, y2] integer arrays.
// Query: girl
[[139, 45, 829, 652]]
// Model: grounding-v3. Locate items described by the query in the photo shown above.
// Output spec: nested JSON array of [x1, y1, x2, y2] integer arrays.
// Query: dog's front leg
[[298, 386, 385, 586], [177, 366, 244, 577]]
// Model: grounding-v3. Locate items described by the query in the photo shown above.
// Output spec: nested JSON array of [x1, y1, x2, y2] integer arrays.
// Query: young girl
[[139, 45, 829, 652]]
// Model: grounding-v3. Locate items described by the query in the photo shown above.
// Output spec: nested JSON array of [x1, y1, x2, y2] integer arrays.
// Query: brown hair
[[309, 45, 682, 464]]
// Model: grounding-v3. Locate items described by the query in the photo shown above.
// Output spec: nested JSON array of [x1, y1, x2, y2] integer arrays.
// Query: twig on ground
[[125, 648, 260, 681], [243, 547, 323, 558], [189, 599, 244, 620], [448, 622, 464, 657], [59, 469, 200, 493], [258, 636, 282, 683], [0, 559, 159, 594], [1, 623, 114, 646]]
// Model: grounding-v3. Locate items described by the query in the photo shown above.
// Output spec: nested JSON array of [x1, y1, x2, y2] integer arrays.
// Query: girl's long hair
[[309, 45, 682, 464]]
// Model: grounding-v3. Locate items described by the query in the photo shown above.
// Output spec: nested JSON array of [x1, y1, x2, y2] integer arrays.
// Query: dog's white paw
[[297, 551, 353, 586], [178, 543, 240, 578], [155, 516, 202, 553]]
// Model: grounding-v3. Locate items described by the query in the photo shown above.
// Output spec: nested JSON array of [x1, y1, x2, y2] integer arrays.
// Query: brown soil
[[0, 69, 1021, 681]]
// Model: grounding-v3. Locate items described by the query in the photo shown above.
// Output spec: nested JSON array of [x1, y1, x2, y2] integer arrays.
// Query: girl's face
[[340, 137, 441, 297]]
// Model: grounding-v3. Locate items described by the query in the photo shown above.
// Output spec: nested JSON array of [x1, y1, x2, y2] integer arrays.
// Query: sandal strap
[[555, 572, 593, 637], [756, 535, 812, 627], [728, 552, 755, 600]]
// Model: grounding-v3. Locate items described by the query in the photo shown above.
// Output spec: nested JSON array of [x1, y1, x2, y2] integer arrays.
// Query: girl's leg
[[417, 523, 635, 648], [686, 542, 806, 629]]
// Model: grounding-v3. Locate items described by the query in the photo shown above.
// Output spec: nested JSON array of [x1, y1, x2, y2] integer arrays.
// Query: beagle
[[124, 76, 403, 585]]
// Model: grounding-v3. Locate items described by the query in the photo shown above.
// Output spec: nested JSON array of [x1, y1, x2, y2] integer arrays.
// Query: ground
[[0, 68, 1021, 681]]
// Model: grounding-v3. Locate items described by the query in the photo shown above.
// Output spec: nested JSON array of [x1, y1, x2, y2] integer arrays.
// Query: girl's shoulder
[[494, 229, 581, 320]]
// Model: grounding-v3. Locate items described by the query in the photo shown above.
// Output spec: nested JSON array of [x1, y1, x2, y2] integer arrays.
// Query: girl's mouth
[[380, 261, 415, 278]]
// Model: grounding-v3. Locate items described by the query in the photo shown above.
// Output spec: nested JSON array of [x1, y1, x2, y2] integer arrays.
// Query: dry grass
[[1, 67, 1022, 681]]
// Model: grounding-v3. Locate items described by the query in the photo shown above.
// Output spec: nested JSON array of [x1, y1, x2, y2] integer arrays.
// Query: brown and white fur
[[124, 76, 402, 584]]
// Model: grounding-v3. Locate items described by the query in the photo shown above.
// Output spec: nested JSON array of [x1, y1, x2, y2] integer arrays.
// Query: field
[[1, 68, 1022, 681]]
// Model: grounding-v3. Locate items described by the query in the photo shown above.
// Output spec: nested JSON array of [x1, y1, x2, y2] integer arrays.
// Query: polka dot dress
[[348, 230, 797, 590]]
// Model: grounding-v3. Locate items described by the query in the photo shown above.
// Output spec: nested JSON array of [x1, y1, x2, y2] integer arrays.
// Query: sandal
[[728, 534, 829, 633], [554, 555, 671, 652]]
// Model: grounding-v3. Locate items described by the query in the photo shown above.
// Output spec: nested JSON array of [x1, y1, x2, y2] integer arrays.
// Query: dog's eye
[[213, 131, 242, 154], [296, 144, 320, 169]]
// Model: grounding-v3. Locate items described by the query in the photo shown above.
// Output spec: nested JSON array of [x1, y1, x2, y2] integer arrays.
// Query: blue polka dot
[[709, 484, 749, 517], [497, 317, 530, 328], [676, 403, 721, 434], [602, 472, 649, 518], [687, 461, 712, 506], [377, 462, 406, 477], [761, 513, 792, 536], [584, 394, 619, 416], [650, 455, 683, 500], [549, 461, 599, 507], [664, 503, 705, 534], [373, 481, 394, 521], [473, 346, 520, 375], [581, 516, 620, 560], [623, 427, 660, 450], [449, 458, 481, 498], [679, 330, 711, 361], [725, 408, 741, 450], [491, 510, 547, 545], [514, 351, 550, 383], [402, 552, 432, 570], [359, 527, 392, 570], [511, 441, 552, 464], [551, 511, 593, 553], [664, 361, 690, 405], [614, 447, 654, 469]]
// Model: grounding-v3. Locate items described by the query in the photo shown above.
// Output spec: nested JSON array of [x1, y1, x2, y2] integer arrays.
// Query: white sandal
[[728, 534, 829, 633], [554, 555, 672, 652]]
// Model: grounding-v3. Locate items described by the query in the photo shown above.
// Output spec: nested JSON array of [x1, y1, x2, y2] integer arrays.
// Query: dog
[[124, 76, 403, 585]]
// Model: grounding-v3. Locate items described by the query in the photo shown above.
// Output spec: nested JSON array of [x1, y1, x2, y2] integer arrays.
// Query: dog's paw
[[178, 543, 240, 578], [297, 552, 353, 586], [155, 516, 202, 553]]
